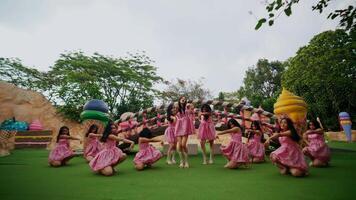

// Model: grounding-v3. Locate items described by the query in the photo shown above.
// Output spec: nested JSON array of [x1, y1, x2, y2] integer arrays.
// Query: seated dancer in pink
[[164, 104, 177, 165], [49, 126, 80, 167], [175, 96, 194, 168], [198, 104, 216, 164], [302, 118, 330, 167], [83, 124, 102, 162], [89, 122, 134, 176], [246, 121, 265, 163], [217, 119, 249, 169], [265, 117, 308, 177], [134, 128, 162, 170]]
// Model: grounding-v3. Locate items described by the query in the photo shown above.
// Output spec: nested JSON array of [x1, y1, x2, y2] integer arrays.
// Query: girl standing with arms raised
[[198, 104, 216, 164], [265, 117, 308, 177], [175, 96, 193, 168], [164, 104, 178, 164]]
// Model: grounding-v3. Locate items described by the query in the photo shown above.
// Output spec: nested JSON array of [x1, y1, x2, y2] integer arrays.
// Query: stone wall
[[0, 81, 83, 149]]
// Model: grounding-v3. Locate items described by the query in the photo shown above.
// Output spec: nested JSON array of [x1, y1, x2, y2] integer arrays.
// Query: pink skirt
[[48, 143, 74, 162], [165, 126, 176, 144], [175, 116, 193, 137], [198, 120, 216, 141], [134, 145, 162, 165], [84, 139, 102, 158], [89, 147, 124, 172], [221, 141, 249, 164], [303, 141, 330, 163], [247, 140, 265, 159], [270, 142, 308, 171]]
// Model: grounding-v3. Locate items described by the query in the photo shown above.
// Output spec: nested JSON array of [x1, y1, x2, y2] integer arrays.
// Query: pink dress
[[89, 139, 124, 172], [220, 132, 249, 164], [247, 134, 265, 159], [270, 136, 308, 172], [84, 137, 102, 158], [198, 117, 216, 141], [189, 111, 195, 133], [165, 120, 176, 143], [303, 132, 330, 163], [48, 138, 74, 162], [134, 143, 162, 165], [175, 111, 193, 136]]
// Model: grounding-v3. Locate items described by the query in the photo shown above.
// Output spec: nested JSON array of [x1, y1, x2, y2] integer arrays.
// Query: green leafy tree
[[256, 0, 356, 31], [235, 59, 285, 112], [0, 52, 163, 121], [0, 58, 44, 91], [282, 29, 356, 130], [160, 78, 212, 103], [49, 51, 162, 120]]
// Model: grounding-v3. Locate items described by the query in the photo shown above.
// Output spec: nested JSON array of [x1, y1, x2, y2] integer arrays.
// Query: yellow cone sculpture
[[274, 88, 308, 135]]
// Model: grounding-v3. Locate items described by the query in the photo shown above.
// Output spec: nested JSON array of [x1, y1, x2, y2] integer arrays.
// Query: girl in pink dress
[[134, 128, 163, 170], [83, 125, 102, 162], [164, 104, 177, 165], [89, 122, 134, 176], [302, 118, 330, 167], [175, 96, 193, 168], [265, 117, 308, 177], [217, 119, 249, 169], [246, 121, 265, 163], [198, 104, 216, 164], [49, 126, 80, 167]]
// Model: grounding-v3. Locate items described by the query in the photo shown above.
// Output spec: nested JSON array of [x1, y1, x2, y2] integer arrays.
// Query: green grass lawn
[[1, 142, 356, 200]]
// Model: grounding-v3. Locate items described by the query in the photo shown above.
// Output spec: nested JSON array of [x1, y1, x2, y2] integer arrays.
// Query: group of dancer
[[48, 96, 331, 177]]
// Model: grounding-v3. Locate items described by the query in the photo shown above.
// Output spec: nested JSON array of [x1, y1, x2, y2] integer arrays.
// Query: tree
[[48, 51, 162, 120], [234, 59, 285, 112], [0, 51, 163, 121], [0, 58, 44, 91], [256, 0, 356, 31], [282, 29, 356, 130], [160, 78, 212, 103]]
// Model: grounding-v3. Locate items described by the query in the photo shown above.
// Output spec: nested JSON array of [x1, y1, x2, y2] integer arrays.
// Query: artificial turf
[[0, 142, 356, 200]]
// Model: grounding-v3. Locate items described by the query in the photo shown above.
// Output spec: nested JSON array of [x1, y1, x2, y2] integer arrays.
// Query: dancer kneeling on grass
[[49, 126, 80, 167], [217, 119, 249, 169], [246, 121, 265, 163], [164, 104, 177, 165], [302, 118, 330, 167], [134, 128, 163, 171], [265, 117, 308, 177], [89, 121, 134, 176], [83, 125, 102, 162]]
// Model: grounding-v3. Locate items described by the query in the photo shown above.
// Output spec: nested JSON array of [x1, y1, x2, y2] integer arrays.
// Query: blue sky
[[0, 0, 352, 96]]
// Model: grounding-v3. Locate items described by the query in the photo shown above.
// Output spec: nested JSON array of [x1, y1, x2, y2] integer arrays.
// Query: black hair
[[56, 126, 69, 142], [250, 121, 264, 142], [139, 127, 153, 139], [307, 119, 321, 130], [227, 118, 242, 130], [178, 96, 186, 114], [201, 104, 212, 121], [281, 118, 300, 142], [85, 124, 98, 137], [167, 103, 175, 123], [100, 121, 115, 142]]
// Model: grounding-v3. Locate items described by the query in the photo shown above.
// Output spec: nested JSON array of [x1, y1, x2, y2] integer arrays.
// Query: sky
[[0, 0, 352, 96]]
